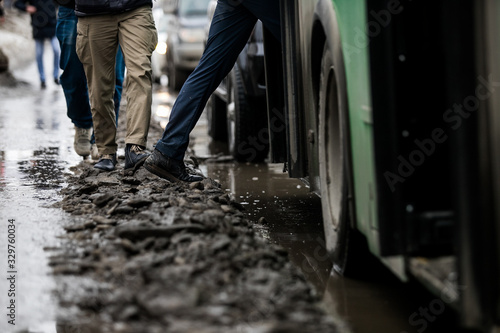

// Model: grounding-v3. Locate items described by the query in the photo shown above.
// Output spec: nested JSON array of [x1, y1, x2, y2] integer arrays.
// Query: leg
[[76, 15, 119, 156], [50, 36, 60, 82], [155, 0, 258, 161], [89, 46, 125, 147], [117, 5, 157, 148], [89, 46, 124, 155], [113, 45, 125, 120], [117, 6, 157, 173], [35, 38, 45, 85], [242, 0, 281, 42], [56, 7, 92, 129], [57, 7, 93, 157]]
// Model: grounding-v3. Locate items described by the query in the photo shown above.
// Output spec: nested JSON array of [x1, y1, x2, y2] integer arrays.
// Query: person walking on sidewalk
[[55, 1, 125, 159], [144, 0, 280, 182], [15, 0, 60, 89], [74, 0, 157, 172]]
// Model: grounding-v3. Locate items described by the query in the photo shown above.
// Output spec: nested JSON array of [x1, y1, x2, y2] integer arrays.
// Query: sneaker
[[74, 127, 92, 157], [124, 144, 150, 174], [41, 81, 46, 89], [144, 149, 204, 183], [94, 154, 117, 171], [90, 143, 99, 160], [54, 78, 60, 85]]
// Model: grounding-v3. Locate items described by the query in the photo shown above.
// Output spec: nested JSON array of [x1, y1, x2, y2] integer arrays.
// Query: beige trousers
[[76, 6, 158, 155]]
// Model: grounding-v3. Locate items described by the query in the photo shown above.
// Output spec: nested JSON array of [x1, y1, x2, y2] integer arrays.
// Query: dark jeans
[[56, 6, 125, 132], [155, 0, 280, 160]]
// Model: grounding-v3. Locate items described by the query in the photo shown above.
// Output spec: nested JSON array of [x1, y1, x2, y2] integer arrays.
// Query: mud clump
[[51, 108, 339, 333]]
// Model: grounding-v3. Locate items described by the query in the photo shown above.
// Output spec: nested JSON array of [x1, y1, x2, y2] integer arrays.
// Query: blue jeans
[[155, 0, 280, 160], [56, 6, 125, 131], [35, 36, 60, 83]]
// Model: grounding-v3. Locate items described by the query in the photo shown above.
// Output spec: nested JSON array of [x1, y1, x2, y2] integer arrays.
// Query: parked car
[[152, 9, 169, 84], [163, 0, 211, 90], [205, 16, 269, 163]]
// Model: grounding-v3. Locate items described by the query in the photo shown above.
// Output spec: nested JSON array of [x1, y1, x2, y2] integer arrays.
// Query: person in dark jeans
[[144, 0, 280, 182], [56, 4, 125, 159], [14, 0, 60, 88]]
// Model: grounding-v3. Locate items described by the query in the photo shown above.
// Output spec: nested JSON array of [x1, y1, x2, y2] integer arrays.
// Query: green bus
[[259, 0, 500, 331]]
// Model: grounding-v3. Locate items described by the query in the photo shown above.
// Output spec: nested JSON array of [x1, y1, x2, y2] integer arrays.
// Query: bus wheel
[[227, 65, 269, 162], [318, 42, 353, 276]]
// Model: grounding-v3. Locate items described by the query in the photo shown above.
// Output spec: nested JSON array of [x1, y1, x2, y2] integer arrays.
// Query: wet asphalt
[[0, 49, 466, 333], [155, 88, 465, 333], [0, 53, 81, 332]]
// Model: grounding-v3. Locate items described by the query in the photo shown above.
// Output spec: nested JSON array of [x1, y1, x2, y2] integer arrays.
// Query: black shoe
[[54, 78, 60, 85], [94, 154, 117, 171], [144, 149, 204, 183], [41, 81, 46, 89], [124, 144, 150, 174]]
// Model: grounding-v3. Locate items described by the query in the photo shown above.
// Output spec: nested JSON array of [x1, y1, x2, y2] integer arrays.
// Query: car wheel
[[227, 65, 269, 162], [167, 53, 185, 91], [207, 93, 228, 142], [152, 69, 161, 84]]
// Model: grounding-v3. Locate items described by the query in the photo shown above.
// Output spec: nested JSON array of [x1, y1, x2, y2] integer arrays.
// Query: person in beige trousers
[[75, 0, 157, 172]]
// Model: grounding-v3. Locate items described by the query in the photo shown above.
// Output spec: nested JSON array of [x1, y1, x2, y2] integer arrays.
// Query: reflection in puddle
[[0, 151, 5, 191], [152, 87, 176, 129], [17, 147, 67, 190], [206, 162, 332, 294], [204, 161, 462, 333]]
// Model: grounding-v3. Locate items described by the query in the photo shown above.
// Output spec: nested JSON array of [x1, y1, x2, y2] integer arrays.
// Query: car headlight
[[178, 28, 205, 43], [155, 41, 167, 55]]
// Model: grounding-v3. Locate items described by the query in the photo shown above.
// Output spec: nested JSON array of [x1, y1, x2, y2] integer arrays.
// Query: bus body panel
[[330, 0, 381, 255], [270, 0, 500, 329], [284, 0, 383, 257], [481, 0, 500, 323]]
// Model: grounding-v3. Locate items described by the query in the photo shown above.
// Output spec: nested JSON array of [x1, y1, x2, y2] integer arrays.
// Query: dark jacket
[[74, 0, 151, 17], [53, 0, 74, 9], [14, 0, 57, 39]]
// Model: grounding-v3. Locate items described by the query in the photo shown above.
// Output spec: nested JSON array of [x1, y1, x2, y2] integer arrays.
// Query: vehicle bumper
[[174, 43, 204, 71]]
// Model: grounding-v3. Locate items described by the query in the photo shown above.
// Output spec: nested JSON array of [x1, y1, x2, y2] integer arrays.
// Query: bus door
[[369, 0, 463, 257], [369, 0, 500, 329]]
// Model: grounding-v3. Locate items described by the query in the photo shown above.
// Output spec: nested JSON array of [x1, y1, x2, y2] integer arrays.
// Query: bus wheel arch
[[310, 18, 326, 111]]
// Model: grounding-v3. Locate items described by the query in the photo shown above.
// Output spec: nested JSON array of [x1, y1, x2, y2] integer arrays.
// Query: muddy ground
[[47, 104, 341, 333]]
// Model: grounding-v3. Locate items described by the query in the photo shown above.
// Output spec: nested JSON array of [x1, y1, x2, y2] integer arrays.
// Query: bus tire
[[318, 41, 355, 276], [227, 65, 269, 162]]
